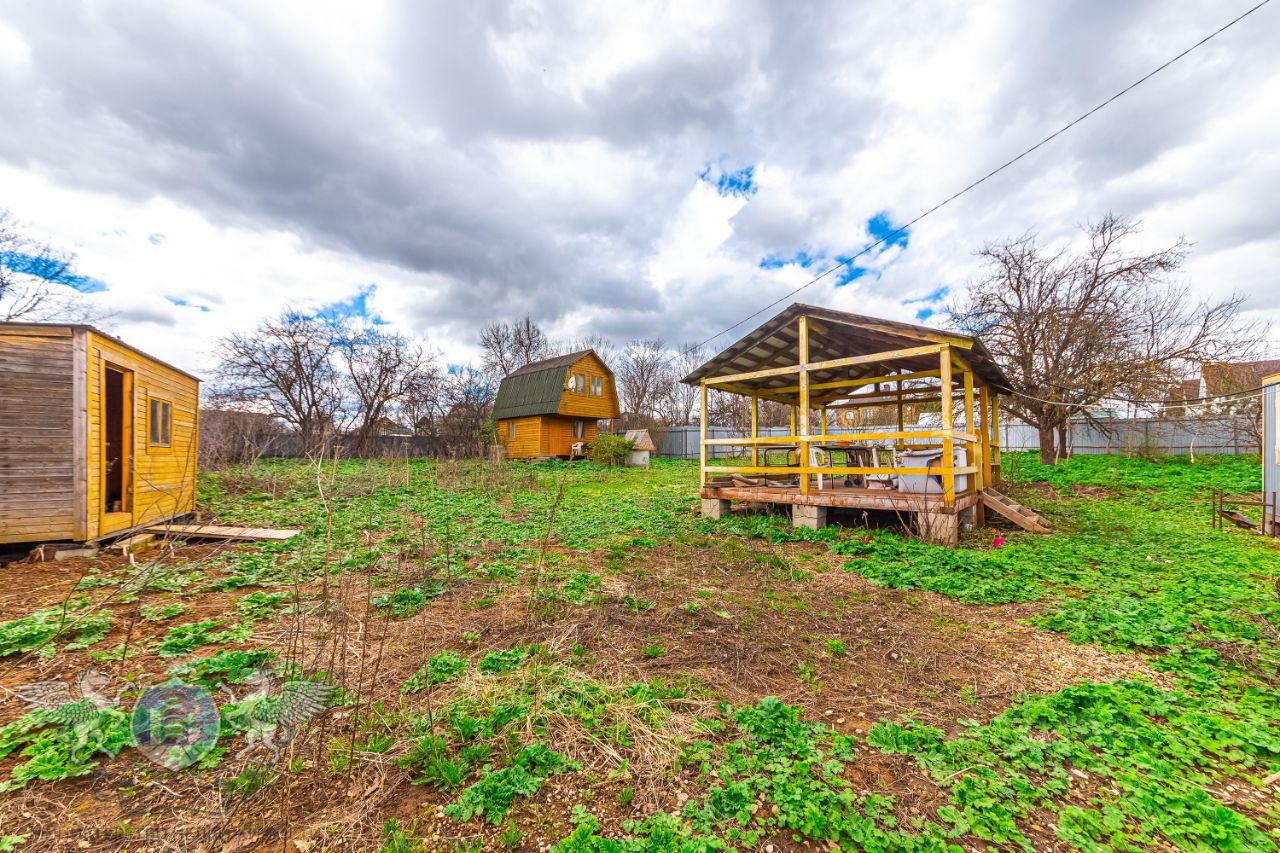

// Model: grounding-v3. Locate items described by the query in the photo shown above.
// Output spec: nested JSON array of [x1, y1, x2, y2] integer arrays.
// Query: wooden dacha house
[[494, 350, 620, 459], [1, 323, 200, 545]]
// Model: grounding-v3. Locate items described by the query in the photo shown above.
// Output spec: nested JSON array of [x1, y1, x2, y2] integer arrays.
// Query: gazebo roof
[[681, 304, 1011, 402]]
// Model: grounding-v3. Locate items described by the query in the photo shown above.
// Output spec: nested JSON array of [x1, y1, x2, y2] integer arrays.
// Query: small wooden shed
[[494, 350, 620, 459], [1, 323, 201, 545], [624, 429, 656, 467]]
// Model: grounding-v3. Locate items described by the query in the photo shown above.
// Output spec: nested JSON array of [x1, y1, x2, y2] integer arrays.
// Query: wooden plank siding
[[0, 327, 77, 542], [501, 416, 545, 459], [557, 352, 620, 420], [542, 415, 598, 456], [84, 330, 200, 540]]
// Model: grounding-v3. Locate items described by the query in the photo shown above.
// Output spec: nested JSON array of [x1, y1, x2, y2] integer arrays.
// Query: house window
[[508, 421, 516, 440], [573, 420, 585, 439], [149, 398, 172, 447], [591, 376, 603, 396], [574, 373, 585, 393]]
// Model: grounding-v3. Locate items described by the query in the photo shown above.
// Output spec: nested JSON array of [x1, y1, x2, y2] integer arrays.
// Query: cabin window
[[149, 398, 172, 447], [573, 420, 585, 439], [508, 421, 516, 440], [573, 373, 585, 393], [591, 376, 603, 396]]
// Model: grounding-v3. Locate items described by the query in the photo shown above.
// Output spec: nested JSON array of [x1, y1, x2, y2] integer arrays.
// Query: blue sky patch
[[866, 211, 909, 251], [759, 249, 818, 270], [312, 284, 388, 327], [759, 212, 911, 286], [699, 163, 757, 198], [902, 284, 949, 322], [148, 233, 166, 245], [165, 295, 210, 312], [0, 251, 108, 293], [833, 258, 869, 287]]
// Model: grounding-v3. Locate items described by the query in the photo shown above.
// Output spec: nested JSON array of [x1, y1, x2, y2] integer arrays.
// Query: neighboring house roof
[[493, 349, 601, 420], [1164, 377, 1203, 406], [624, 429, 656, 452], [1201, 359, 1280, 396]]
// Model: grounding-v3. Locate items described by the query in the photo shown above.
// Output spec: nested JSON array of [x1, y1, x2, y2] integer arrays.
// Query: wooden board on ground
[[145, 524, 301, 542], [113, 532, 157, 555]]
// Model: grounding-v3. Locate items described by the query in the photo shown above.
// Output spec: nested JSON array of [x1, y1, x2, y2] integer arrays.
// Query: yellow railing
[[700, 430, 979, 446], [702, 465, 980, 477]]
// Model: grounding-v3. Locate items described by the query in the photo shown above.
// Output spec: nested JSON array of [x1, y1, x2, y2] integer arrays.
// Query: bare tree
[[213, 312, 345, 455], [341, 329, 435, 452], [438, 363, 496, 454], [952, 214, 1261, 464], [0, 209, 103, 322], [655, 343, 705, 425], [616, 339, 668, 418], [400, 362, 447, 437], [480, 316, 553, 378], [567, 333, 619, 367]]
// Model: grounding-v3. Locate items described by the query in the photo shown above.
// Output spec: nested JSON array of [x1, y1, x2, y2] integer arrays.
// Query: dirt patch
[[0, 533, 1171, 851]]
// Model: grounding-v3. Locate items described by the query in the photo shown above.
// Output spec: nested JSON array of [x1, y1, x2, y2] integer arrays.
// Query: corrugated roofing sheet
[[680, 303, 1011, 398]]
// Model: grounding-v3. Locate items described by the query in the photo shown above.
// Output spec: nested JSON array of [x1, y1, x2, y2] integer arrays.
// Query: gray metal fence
[[659, 416, 1259, 459], [999, 416, 1258, 455]]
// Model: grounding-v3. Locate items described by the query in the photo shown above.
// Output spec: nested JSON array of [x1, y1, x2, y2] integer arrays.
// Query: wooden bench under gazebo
[[681, 303, 1042, 545]]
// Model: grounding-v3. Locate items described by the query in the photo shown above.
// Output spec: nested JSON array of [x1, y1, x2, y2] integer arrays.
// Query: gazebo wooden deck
[[681, 304, 1021, 545]]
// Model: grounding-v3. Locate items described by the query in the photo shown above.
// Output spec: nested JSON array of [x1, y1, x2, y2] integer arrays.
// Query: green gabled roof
[[492, 350, 593, 420]]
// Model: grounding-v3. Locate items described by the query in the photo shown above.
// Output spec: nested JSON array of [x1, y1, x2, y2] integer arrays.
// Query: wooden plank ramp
[[982, 488, 1051, 534], [144, 524, 301, 542]]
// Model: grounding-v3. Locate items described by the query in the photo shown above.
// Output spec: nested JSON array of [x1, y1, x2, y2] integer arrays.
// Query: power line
[[691, 0, 1273, 354]]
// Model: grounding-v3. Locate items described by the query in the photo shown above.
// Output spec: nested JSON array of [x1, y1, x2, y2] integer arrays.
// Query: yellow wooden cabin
[[494, 350, 620, 459], [0, 323, 200, 545]]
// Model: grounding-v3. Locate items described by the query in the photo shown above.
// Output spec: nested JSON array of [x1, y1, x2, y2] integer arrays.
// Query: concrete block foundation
[[917, 511, 959, 547], [791, 504, 828, 530], [700, 498, 731, 520]]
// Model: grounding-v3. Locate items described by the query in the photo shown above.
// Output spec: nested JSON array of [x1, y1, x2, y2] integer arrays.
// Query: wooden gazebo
[[681, 304, 1040, 545]]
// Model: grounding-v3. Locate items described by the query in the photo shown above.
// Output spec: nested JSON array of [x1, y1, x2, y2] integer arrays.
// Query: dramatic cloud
[[0, 0, 1277, 374]]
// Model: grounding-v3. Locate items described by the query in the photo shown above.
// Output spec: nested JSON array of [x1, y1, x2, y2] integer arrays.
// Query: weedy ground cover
[[0, 453, 1274, 851]]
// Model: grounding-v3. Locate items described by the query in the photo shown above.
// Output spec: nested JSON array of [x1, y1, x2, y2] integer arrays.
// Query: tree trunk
[[1057, 424, 1070, 460], [1038, 422, 1056, 465]]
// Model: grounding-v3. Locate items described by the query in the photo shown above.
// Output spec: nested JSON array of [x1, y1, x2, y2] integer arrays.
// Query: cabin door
[[101, 364, 134, 534]]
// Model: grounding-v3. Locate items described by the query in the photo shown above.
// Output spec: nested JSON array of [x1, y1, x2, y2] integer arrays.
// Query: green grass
[[200, 453, 1279, 851], [763, 453, 1279, 851], [5, 453, 1275, 851]]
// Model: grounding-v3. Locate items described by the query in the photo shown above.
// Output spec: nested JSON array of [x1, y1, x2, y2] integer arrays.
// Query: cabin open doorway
[[102, 364, 133, 531]]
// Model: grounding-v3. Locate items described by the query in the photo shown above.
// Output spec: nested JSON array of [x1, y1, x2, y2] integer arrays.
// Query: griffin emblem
[[14, 668, 119, 756], [233, 669, 336, 762]]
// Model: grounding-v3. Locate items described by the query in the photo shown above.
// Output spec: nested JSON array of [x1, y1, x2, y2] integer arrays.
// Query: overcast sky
[[1, 0, 1278, 375]]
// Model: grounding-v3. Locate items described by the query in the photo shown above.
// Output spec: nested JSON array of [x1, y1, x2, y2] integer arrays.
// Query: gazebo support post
[[750, 395, 759, 468], [797, 315, 811, 498]]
